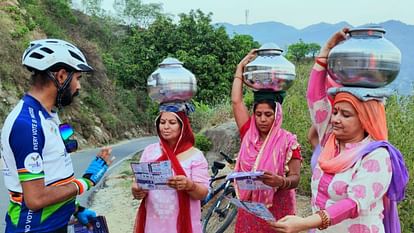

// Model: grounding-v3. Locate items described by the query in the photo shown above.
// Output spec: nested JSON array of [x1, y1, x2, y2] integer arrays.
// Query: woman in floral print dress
[[269, 28, 409, 233], [131, 109, 209, 233]]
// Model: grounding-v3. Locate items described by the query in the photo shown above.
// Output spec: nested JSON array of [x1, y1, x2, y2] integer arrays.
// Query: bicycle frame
[[201, 178, 232, 206], [201, 151, 236, 207]]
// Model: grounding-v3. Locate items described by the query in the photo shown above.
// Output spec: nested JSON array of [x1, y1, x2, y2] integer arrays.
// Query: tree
[[307, 43, 321, 59], [103, 10, 259, 104], [286, 39, 309, 62], [81, 0, 103, 16], [286, 40, 321, 61], [113, 0, 163, 28]]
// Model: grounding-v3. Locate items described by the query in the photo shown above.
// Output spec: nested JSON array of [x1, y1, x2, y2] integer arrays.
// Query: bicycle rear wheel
[[202, 187, 237, 233]]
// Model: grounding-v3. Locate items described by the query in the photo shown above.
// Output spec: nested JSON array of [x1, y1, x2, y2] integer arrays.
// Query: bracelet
[[234, 76, 243, 81], [315, 57, 328, 69], [280, 177, 291, 190], [72, 182, 80, 195], [72, 178, 90, 196], [316, 210, 331, 230], [285, 179, 292, 190], [280, 177, 287, 189]]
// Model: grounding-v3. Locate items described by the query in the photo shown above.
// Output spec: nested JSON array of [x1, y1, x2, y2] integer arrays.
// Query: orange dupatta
[[318, 92, 388, 173]]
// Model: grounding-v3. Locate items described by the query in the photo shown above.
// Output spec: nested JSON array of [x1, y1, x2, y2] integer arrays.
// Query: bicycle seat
[[213, 161, 226, 170]]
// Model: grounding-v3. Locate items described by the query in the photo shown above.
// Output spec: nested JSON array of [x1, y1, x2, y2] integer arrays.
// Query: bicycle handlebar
[[220, 151, 236, 164]]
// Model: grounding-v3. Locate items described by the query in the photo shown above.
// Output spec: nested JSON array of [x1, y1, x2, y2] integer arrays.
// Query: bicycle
[[201, 151, 238, 233]]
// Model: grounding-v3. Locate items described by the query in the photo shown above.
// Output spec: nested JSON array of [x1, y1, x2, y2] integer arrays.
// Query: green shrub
[[1, 5, 34, 38], [385, 95, 414, 231], [191, 99, 233, 132], [190, 100, 213, 132], [19, 0, 69, 38], [195, 133, 213, 152], [244, 89, 254, 107]]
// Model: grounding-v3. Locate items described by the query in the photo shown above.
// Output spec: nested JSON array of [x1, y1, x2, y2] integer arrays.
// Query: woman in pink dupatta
[[232, 50, 302, 233]]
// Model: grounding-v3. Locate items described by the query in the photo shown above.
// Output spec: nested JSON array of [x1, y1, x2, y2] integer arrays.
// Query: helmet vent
[[29, 52, 44, 59], [69, 51, 85, 63], [40, 47, 54, 54], [65, 43, 76, 49]]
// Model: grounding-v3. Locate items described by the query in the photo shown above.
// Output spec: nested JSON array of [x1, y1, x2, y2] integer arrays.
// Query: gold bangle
[[316, 210, 331, 230]]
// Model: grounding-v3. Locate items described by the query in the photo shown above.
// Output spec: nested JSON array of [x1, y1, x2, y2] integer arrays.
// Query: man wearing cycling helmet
[[1, 39, 111, 233]]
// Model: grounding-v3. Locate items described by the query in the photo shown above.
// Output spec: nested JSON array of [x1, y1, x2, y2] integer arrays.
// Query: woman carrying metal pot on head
[[231, 46, 303, 232], [269, 28, 409, 233], [131, 58, 209, 233]]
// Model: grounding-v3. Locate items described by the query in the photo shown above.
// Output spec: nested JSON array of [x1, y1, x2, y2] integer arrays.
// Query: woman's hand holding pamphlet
[[226, 171, 272, 190]]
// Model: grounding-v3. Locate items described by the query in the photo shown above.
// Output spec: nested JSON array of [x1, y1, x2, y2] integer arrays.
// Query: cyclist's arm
[[22, 179, 78, 211]]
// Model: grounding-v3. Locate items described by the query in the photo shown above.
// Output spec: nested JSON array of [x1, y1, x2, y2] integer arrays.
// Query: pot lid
[[159, 57, 183, 67], [257, 43, 283, 56], [349, 26, 386, 37]]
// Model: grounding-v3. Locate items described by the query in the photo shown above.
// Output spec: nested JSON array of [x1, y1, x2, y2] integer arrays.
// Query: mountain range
[[217, 20, 413, 94]]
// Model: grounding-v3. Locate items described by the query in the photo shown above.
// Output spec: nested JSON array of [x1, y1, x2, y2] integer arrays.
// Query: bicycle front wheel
[[202, 187, 237, 233]]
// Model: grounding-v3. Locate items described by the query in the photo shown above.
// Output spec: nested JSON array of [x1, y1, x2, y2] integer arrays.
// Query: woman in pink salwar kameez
[[232, 50, 303, 233], [131, 110, 209, 233]]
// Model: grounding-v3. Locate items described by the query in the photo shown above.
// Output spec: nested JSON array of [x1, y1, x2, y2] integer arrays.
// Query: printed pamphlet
[[131, 161, 173, 190], [226, 171, 272, 190], [229, 198, 275, 221]]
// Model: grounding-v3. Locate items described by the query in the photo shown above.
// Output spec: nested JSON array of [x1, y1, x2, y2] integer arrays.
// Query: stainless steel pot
[[327, 26, 401, 88], [243, 43, 296, 91], [147, 57, 197, 103]]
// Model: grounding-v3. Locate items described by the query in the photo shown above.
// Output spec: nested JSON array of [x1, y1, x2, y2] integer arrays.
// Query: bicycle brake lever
[[220, 151, 235, 164]]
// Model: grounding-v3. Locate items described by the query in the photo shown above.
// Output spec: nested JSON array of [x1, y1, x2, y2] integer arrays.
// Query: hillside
[[0, 0, 148, 147]]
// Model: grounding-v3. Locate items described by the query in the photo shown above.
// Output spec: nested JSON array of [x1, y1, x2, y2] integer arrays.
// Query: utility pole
[[245, 9, 249, 25]]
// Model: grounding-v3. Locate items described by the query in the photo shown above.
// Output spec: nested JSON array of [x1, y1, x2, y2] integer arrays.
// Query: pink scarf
[[235, 103, 298, 206]]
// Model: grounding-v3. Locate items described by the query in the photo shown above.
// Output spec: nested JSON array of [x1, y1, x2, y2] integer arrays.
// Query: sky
[[93, 0, 414, 29]]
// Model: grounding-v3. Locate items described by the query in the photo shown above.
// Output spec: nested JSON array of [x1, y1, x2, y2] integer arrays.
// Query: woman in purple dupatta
[[269, 28, 409, 233], [232, 50, 302, 233]]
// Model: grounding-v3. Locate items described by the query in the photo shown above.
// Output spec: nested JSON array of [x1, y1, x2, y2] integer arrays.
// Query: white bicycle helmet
[[22, 39, 93, 72]]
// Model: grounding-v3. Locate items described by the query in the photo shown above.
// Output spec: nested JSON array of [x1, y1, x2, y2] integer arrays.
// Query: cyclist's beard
[[57, 88, 79, 107]]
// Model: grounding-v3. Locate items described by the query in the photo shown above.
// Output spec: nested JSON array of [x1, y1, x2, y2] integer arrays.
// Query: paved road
[[0, 136, 157, 232]]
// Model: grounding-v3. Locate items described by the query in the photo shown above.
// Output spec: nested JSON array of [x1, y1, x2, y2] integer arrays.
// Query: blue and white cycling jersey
[[1, 94, 76, 233]]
